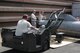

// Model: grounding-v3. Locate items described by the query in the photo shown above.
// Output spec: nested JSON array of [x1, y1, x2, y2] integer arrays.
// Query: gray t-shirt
[[15, 19, 32, 36]]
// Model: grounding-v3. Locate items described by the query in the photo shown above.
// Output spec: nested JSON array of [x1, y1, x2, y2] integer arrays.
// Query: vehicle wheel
[[58, 40, 62, 43]]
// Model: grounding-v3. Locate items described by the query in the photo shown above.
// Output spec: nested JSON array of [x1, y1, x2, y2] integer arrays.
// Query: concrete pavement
[[0, 41, 80, 53]]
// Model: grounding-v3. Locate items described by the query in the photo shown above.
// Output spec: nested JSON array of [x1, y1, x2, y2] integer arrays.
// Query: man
[[38, 11, 46, 26], [15, 14, 38, 36], [38, 11, 44, 21], [31, 10, 37, 27]]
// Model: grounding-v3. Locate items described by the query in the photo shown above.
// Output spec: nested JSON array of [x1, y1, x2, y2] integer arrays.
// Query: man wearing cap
[[15, 14, 38, 36]]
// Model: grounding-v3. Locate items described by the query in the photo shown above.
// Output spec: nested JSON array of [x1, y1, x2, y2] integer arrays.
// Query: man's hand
[[31, 26, 39, 31], [35, 28, 39, 31]]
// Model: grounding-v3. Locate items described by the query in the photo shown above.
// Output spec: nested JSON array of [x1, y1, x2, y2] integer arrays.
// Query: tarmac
[[0, 41, 80, 53], [0, 27, 80, 53]]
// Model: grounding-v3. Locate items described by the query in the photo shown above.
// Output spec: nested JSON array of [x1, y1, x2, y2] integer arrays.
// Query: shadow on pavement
[[74, 40, 80, 44], [1, 49, 42, 53]]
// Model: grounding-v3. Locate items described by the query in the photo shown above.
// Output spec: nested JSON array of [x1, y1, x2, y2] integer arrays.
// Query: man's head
[[39, 10, 44, 15], [22, 14, 29, 20], [33, 10, 36, 14]]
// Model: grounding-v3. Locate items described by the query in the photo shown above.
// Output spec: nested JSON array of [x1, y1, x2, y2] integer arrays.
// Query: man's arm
[[28, 21, 39, 31], [31, 26, 39, 30]]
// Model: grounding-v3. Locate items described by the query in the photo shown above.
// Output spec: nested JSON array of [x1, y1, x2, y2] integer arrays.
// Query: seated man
[[15, 14, 39, 36]]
